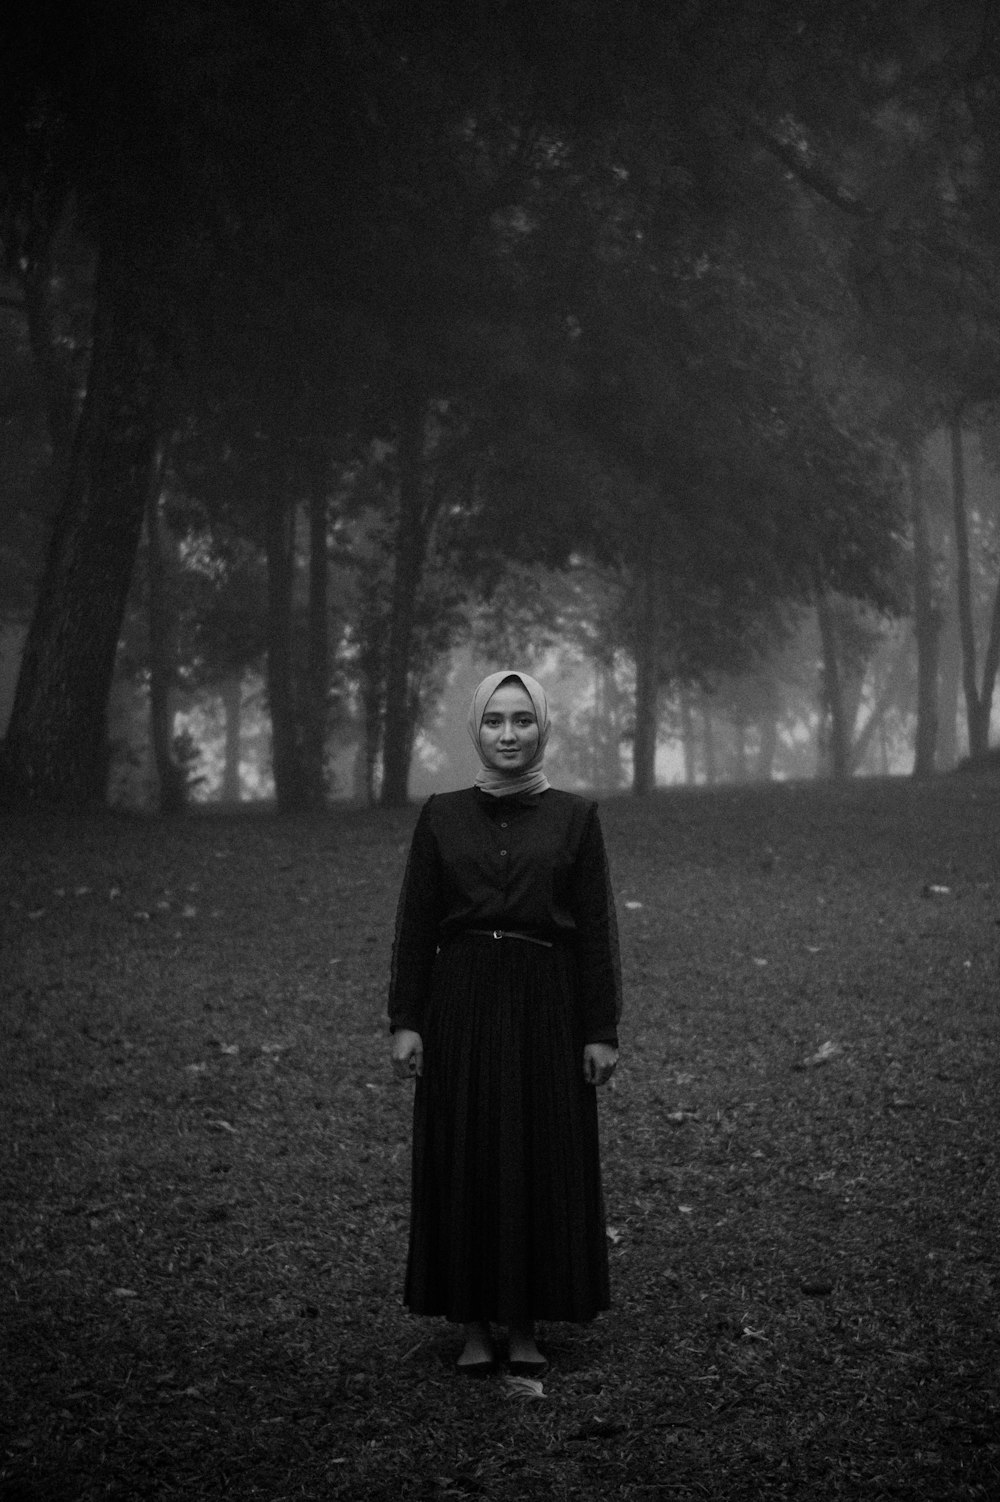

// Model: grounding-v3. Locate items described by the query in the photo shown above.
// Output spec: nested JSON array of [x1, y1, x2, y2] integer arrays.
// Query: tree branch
[[751, 121, 870, 220]]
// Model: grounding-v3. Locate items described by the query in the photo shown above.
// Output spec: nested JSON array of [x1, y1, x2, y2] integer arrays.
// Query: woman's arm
[[387, 800, 442, 1036], [569, 805, 623, 1048]]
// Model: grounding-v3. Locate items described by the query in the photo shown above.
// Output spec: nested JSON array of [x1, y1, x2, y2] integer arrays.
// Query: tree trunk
[[732, 713, 749, 783], [353, 575, 385, 806], [877, 713, 890, 775], [21, 237, 79, 486], [949, 412, 993, 759], [631, 557, 660, 796], [381, 396, 428, 808], [303, 448, 330, 808], [592, 662, 624, 789], [840, 659, 865, 763], [849, 630, 911, 775], [938, 590, 962, 767], [145, 445, 187, 815], [702, 698, 718, 785], [220, 674, 243, 803], [361, 714, 380, 805], [755, 676, 780, 781], [265, 475, 306, 812], [0, 247, 164, 808], [590, 664, 604, 788], [756, 713, 778, 781], [910, 454, 941, 776], [360, 650, 383, 808], [975, 589, 1000, 757], [679, 687, 697, 785], [816, 591, 850, 778], [975, 475, 1000, 750]]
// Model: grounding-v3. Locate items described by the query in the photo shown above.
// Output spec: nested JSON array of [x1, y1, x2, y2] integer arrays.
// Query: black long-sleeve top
[[388, 787, 622, 1047]]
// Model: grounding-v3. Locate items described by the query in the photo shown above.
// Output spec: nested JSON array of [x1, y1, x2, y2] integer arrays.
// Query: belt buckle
[[492, 929, 504, 940]]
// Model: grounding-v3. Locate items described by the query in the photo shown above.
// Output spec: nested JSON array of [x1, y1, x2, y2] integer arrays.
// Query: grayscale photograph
[[2, 3, 998, 1498]]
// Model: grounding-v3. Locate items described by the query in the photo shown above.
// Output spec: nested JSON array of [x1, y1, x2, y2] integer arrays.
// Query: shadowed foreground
[[2, 778, 998, 1500]]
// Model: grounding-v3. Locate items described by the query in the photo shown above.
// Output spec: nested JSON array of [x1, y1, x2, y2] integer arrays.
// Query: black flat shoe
[[507, 1356, 548, 1377]]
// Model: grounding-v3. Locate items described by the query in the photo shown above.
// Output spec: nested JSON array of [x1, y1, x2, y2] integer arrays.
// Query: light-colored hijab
[[467, 670, 551, 798]]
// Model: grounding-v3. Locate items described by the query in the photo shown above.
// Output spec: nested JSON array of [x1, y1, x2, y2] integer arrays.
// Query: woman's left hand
[[583, 1043, 618, 1087]]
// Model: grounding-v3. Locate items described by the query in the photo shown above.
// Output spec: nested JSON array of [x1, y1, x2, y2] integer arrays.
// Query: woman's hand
[[391, 1029, 423, 1080], [583, 1043, 618, 1087]]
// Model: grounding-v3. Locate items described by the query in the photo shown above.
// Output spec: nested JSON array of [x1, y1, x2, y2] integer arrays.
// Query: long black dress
[[388, 786, 622, 1324]]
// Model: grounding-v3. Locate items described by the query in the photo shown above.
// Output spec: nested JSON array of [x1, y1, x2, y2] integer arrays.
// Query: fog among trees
[[3, 0, 1000, 811]]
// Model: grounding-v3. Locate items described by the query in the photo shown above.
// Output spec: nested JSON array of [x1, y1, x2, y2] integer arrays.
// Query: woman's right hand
[[391, 1029, 423, 1080]]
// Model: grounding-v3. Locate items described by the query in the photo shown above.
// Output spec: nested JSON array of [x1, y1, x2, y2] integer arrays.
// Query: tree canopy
[[3, 0, 1000, 805]]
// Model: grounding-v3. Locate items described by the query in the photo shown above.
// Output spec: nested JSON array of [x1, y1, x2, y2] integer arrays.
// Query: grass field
[[2, 777, 998, 1501]]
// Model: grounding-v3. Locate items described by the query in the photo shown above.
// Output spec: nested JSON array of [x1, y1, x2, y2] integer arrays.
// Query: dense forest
[[2, 0, 1000, 811]]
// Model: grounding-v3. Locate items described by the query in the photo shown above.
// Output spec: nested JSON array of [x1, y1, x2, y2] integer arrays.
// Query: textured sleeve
[[570, 805, 623, 1047], [387, 799, 443, 1034]]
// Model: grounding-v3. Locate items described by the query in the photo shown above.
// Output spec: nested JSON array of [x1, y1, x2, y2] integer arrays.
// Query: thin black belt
[[464, 928, 554, 948]]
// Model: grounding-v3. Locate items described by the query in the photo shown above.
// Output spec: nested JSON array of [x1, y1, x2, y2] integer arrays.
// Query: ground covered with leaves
[[2, 777, 998, 1501]]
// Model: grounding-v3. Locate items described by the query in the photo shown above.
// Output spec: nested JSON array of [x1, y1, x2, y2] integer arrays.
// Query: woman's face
[[479, 682, 540, 772]]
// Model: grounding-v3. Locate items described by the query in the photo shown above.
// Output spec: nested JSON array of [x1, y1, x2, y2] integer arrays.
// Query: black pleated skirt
[[404, 933, 610, 1323]]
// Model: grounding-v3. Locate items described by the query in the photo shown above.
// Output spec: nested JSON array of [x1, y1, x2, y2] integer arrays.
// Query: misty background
[[2, 2, 1000, 812]]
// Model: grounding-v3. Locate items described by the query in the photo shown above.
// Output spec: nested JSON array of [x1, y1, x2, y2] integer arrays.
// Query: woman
[[389, 670, 621, 1376]]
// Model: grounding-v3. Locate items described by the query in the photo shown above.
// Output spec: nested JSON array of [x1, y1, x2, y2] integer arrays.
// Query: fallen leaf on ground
[[503, 1375, 545, 1398], [798, 1040, 843, 1068]]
